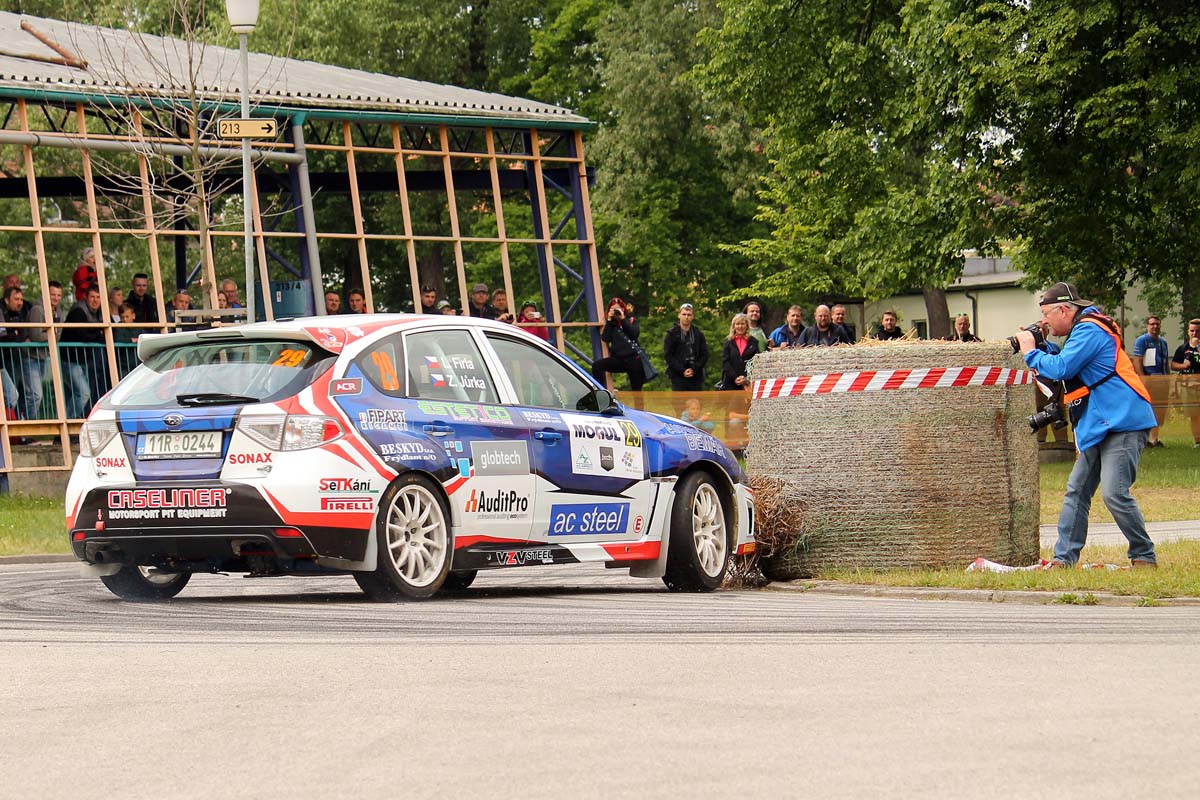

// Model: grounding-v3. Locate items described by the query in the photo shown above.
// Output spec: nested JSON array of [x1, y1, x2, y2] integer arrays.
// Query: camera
[[1007, 322, 1045, 354], [1028, 401, 1067, 433]]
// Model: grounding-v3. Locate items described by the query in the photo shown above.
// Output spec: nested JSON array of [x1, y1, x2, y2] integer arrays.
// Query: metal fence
[[1, 342, 139, 422]]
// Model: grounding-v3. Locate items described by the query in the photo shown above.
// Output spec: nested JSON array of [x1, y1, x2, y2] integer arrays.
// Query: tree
[[699, 0, 1005, 337]]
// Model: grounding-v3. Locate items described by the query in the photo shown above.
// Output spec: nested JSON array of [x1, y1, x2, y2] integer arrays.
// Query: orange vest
[[1062, 312, 1151, 407]]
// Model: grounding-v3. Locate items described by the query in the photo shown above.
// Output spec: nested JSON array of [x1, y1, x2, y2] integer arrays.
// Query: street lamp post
[[226, 0, 259, 325]]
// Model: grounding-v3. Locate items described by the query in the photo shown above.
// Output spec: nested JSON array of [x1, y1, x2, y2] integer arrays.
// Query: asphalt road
[[2, 562, 1198, 800]]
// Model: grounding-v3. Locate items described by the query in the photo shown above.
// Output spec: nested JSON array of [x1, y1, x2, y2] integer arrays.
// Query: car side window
[[358, 334, 405, 395], [405, 330, 498, 404], [486, 334, 594, 410]]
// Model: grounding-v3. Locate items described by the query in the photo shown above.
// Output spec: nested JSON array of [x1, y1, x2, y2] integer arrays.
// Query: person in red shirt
[[71, 247, 98, 302]]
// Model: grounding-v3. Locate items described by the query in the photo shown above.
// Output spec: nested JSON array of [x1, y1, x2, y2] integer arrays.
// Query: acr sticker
[[330, 378, 362, 396], [470, 441, 530, 477], [560, 413, 644, 480], [549, 502, 630, 536]]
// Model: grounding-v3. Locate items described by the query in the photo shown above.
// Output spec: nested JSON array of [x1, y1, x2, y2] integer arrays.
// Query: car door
[[400, 328, 536, 543], [483, 333, 655, 544]]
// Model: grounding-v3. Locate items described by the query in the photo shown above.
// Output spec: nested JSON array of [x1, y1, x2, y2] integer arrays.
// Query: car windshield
[[106, 339, 334, 409]]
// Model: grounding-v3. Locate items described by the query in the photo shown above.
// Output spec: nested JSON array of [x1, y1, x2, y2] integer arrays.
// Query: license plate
[[137, 431, 222, 460]]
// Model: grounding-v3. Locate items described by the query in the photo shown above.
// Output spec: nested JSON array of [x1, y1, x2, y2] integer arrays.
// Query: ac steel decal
[[549, 502, 631, 536], [330, 378, 362, 396], [469, 441, 529, 477]]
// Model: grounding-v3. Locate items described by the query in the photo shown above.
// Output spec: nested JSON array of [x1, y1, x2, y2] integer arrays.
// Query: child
[[113, 303, 139, 344], [680, 397, 715, 432]]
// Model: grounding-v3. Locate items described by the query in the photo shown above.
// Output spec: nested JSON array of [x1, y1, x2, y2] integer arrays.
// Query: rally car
[[66, 315, 755, 600]]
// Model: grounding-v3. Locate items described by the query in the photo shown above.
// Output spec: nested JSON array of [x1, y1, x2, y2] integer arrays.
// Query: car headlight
[[237, 415, 343, 451], [80, 420, 119, 457]]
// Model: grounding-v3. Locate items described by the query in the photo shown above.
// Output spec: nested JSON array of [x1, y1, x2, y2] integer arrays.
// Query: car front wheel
[[662, 471, 730, 592], [99, 566, 191, 601], [355, 474, 453, 601]]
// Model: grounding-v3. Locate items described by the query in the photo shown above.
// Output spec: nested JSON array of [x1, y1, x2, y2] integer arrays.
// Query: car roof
[[136, 313, 550, 361]]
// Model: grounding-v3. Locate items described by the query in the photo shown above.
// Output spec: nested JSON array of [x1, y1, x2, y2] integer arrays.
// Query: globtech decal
[[560, 413, 644, 480]]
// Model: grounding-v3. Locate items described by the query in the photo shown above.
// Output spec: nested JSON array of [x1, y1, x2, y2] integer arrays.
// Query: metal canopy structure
[[0, 12, 606, 473]]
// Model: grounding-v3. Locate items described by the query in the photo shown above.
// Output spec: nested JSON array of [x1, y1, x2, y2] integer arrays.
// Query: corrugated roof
[[0, 12, 591, 127]]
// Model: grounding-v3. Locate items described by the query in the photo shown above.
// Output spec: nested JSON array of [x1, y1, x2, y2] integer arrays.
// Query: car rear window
[[106, 339, 335, 408]]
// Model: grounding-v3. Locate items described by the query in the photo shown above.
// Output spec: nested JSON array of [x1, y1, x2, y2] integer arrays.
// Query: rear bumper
[[69, 480, 370, 564]]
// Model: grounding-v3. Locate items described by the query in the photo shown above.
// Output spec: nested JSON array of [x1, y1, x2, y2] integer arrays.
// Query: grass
[[816, 541, 1200, 599], [0, 495, 68, 556]]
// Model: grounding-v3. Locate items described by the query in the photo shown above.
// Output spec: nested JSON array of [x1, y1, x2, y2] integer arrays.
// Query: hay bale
[[747, 341, 1039, 578]]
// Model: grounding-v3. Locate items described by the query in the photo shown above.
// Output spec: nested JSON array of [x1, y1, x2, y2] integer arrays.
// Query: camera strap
[[1061, 312, 1151, 414]]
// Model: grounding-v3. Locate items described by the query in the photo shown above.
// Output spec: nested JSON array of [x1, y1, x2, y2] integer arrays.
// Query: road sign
[[218, 118, 277, 139]]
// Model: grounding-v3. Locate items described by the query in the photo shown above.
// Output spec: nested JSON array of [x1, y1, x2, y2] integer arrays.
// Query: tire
[[662, 471, 731, 592], [99, 565, 191, 601], [355, 473, 453, 601], [441, 570, 478, 591]]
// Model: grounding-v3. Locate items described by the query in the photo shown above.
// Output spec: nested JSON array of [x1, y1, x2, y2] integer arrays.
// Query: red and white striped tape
[[752, 366, 1033, 400]]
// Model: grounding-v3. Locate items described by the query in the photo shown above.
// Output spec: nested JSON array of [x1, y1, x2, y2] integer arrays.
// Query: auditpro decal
[[463, 488, 531, 521], [560, 413, 644, 480]]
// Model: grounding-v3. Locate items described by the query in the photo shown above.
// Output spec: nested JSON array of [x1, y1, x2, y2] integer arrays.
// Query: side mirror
[[577, 388, 619, 415]]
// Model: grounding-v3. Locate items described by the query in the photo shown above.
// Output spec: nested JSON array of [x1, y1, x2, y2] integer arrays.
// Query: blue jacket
[[769, 323, 805, 348], [1131, 333, 1170, 375], [1025, 308, 1156, 453]]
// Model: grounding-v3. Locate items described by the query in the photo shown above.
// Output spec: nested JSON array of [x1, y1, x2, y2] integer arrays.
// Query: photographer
[[1014, 283, 1158, 569], [663, 303, 708, 391], [591, 297, 648, 391]]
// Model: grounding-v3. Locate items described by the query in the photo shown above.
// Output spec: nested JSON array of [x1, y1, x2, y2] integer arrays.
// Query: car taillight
[[237, 415, 343, 451], [79, 420, 119, 457]]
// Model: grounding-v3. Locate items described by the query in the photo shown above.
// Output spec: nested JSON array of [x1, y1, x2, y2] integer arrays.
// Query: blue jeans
[[19, 355, 43, 420], [1055, 428, 1155, 565], [63, 362, 92, 419]]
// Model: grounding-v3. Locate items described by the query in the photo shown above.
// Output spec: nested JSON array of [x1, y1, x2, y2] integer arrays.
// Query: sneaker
[[1131, 559, 1158, 569], [1151, 440, 1164, 448], [1042, 560, 1067, 570]]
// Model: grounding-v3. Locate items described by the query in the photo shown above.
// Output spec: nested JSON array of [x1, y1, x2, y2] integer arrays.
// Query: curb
[[767, 579, 1200, 607], [0, 554, 75, 565]]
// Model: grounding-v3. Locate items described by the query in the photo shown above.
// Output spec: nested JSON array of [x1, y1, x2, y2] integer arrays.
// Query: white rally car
[[67, 315, 755, 600]]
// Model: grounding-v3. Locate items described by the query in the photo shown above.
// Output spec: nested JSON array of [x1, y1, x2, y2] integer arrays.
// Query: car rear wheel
[[355, 474, 453, 601], [663, 471, 730, 592], [99, 565, 191, 601]]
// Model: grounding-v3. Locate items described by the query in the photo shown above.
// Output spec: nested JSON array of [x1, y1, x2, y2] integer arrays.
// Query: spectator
[[60, 286, 106, 418], [436, 299, 457, 316], [113, 303, 139, 344], [744, 300, 771, 351], [663, 302, 709, 391], [126, 272, 159, 324], [220, 278, 244, 309], [591, 297, 646, 391], [346, 288, 368, 314], [1132, 315, 1171, 447], [1170, 318, 1200, 448], [171, 290, 203, 332], [769, 305, 806, 349], [517, 303, 551, 341], [492, 288, 515, 323], [419, 284, 438, 314], [720, 312, 760, 390], [107, 287, 125, 323], [71, 247, 98, 302], [800, 304, 844, 346], [27, 281, 64, 344], [831, 304, 856, 342], [1, 285, 41, 420], [468, 282, 497, 319], [324, 290, 341, 315], [679, 397, 715, 432], [945, 314, 981, 342], [875, 310, 904, 340], [172, 290, 192, 313], [217, 291, 229, 310], [3, 275, 33, 315]]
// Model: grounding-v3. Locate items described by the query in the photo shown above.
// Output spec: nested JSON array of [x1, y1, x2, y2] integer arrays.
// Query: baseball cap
[[471, 282, 488, 294], [680, 303, 693, 311], [435, 299, 452, 309], [1039, 282, 1092, 307]]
